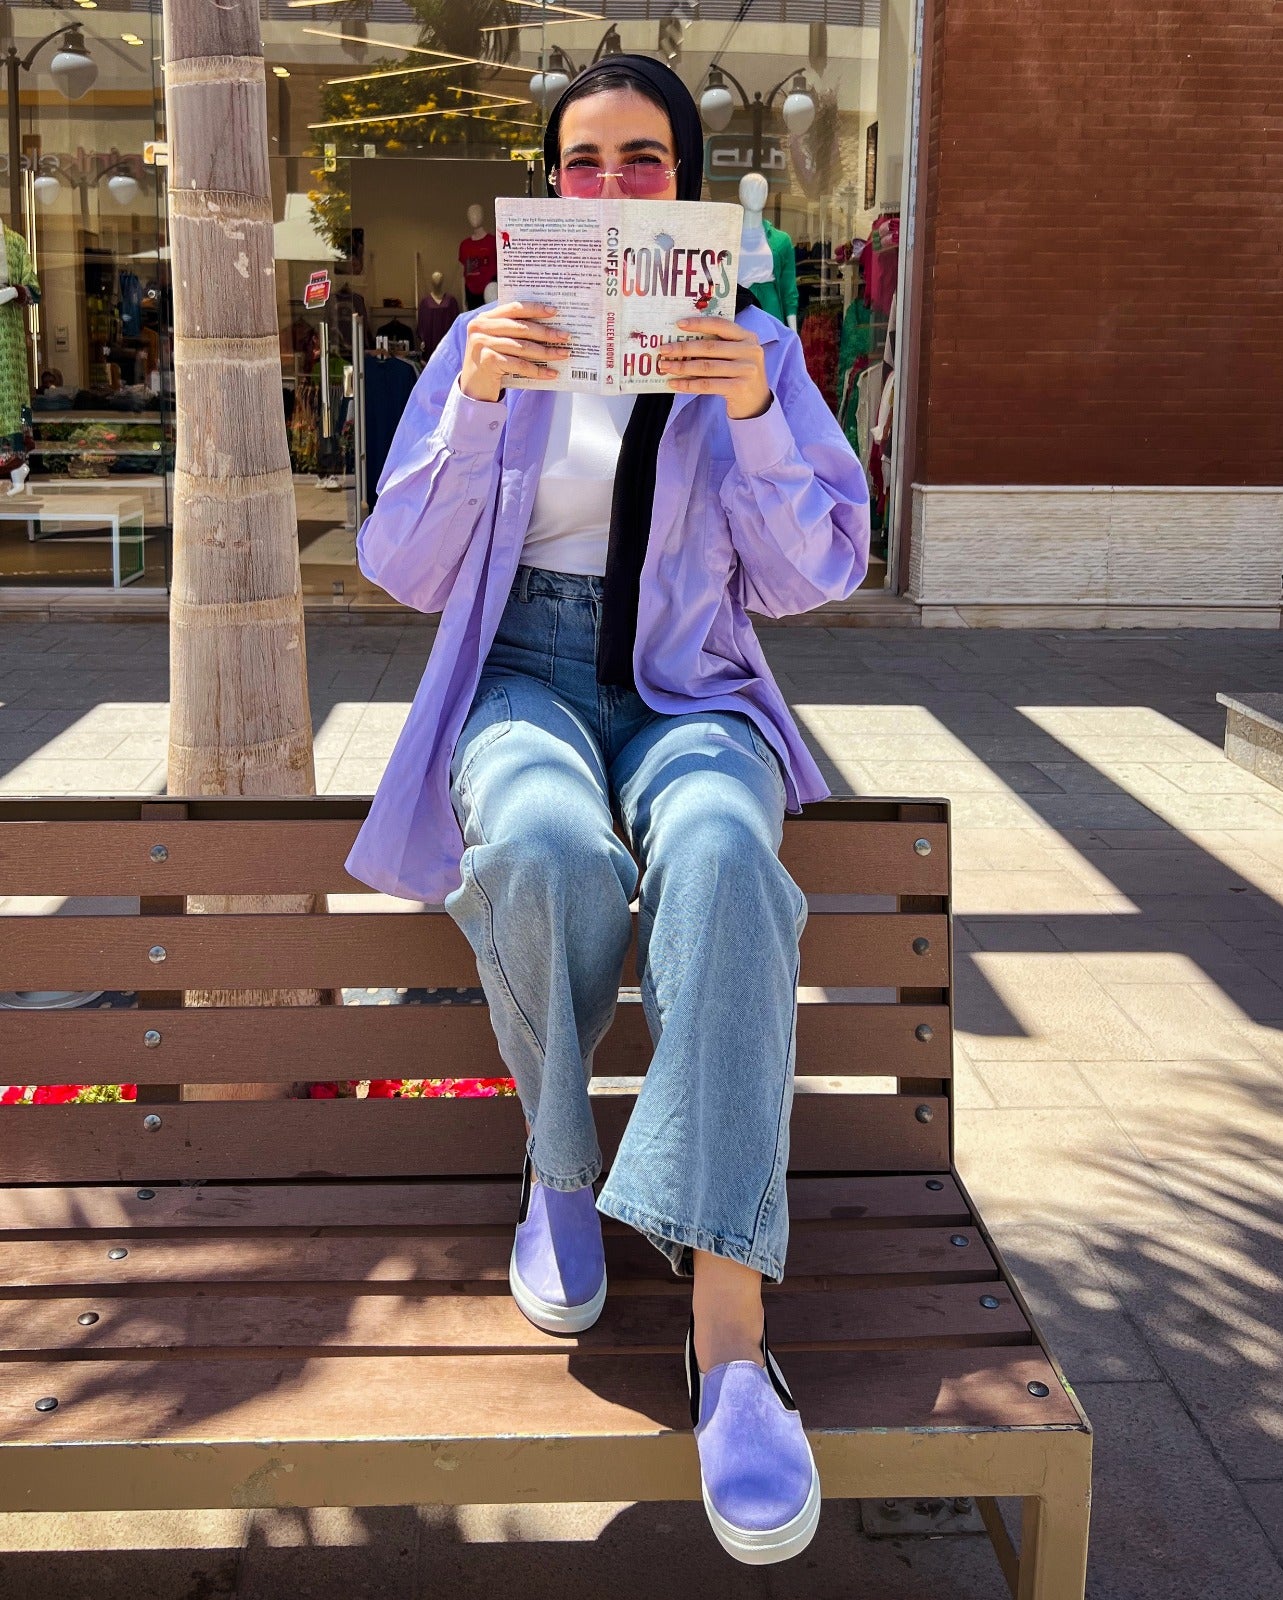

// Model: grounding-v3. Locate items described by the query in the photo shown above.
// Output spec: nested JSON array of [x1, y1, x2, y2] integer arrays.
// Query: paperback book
[[494, 195, 742, 394]]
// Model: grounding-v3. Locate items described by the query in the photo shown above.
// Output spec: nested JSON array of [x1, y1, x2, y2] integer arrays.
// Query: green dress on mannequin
[[0, 226, 40, 449], [746, 219, 798, 326]]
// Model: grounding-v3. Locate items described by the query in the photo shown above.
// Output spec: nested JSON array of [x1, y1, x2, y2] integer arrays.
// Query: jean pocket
[[451, 682, 512, 796], [746, 719, 788, 803]]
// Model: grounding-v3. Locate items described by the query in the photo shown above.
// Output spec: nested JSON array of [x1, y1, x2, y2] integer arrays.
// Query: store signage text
[[703, 135, 789, 190], [304, 270, 332, 309]]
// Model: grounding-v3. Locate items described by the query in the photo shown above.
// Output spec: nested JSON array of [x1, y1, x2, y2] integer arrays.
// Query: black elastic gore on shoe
[[517, 1155, 533, 1225], [762, 1321, 798, 1413], [685, 1315, 702, 1428]]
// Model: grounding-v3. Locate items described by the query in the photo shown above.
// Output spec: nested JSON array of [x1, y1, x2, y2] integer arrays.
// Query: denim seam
[[748, 934, 803, 1266], [455, 684, 511, 794], [747, 720, 788, 807], [597, 1195, 784, 1283], [547, 591, 559, 686], [527, 1142, 600, 1192], [463, 846, 546, 1066]]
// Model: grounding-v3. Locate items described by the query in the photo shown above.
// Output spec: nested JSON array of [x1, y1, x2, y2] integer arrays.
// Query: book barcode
[[571, 368, 597, 381]]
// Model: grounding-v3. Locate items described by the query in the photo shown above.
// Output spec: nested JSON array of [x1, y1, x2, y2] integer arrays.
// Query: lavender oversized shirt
[[344, 303, 871, 904]]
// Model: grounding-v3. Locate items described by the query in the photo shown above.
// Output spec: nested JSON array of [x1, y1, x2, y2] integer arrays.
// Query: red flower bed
[[2, 1084, 138, 1105], [3, 1079, 513, 1104], [307, 1078, 515, 1099]]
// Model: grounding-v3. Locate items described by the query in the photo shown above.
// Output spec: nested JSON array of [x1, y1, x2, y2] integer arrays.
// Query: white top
[[521, 389, 638, 576]]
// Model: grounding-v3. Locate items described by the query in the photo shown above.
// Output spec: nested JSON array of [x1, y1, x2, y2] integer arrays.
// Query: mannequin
[[736, 174, 797, 331], [417, 269, 461, 360], [457, 204, 497, 311], [0, 224, 39, 492]]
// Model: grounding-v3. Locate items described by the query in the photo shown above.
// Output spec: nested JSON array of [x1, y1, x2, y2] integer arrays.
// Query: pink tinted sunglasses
[[550, 158, 680, 199]]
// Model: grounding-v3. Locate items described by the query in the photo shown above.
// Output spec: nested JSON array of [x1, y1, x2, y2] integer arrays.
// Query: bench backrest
[[0, 796, 953, 1186]]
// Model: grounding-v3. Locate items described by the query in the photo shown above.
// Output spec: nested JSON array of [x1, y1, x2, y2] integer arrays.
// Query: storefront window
[[0, 1, 914, 599], [1, 1, 170, 587], [264, 0, 912, 602]]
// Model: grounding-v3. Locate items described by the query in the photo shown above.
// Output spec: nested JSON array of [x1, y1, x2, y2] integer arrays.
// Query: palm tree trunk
[[164, 0, 330, 1100]]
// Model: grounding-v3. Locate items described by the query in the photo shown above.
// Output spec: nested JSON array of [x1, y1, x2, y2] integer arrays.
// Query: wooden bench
[[0, 795, 1091, 1596]]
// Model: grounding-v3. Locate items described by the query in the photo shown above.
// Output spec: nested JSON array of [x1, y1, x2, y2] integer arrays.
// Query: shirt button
[[488, 421, 499, 430], [467, 497, 478, 505]]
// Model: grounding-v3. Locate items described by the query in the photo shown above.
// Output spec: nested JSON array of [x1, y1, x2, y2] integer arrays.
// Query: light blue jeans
[[444, 566, 808, 1281]]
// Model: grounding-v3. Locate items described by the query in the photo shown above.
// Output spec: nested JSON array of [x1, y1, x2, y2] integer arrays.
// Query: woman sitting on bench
[[345, 54, 870, 1566]]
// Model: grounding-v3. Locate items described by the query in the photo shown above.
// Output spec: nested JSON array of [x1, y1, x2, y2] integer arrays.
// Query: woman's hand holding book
[[459, 302, 573, 402]]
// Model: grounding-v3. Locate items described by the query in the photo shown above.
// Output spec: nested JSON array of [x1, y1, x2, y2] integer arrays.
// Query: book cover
[[495, 196, 742, 394]]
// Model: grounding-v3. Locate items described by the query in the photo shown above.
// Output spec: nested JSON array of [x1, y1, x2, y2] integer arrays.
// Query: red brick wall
[[913, 0, 1283, 485]]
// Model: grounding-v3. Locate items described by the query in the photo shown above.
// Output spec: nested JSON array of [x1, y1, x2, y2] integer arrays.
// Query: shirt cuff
[[439, 373, 508, 452], [727, 391, 793, 473]]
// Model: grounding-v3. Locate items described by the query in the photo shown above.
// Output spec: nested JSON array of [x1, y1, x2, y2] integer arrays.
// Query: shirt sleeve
[[355, 313, 508, 614], [718, 328, 870, 619]]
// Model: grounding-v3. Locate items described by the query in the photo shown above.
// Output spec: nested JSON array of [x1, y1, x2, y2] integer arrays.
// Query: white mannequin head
[[466, 203, 483, 231], [430, 269, 443, 289], [738, 172, 768, 213], [482, 281, 499, 303]]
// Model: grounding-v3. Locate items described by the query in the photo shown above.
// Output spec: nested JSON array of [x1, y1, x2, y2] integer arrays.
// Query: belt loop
[[518, 564, 532, 603]]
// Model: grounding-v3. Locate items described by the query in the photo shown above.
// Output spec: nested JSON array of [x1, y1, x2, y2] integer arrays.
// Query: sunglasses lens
[[557, 168, 602, 197], [554, 164, 672, 197], [622, 162, 670, 195]]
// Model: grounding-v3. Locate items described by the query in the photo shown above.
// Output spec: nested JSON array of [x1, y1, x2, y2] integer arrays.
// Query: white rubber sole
[[701, 1457, 822, 1566], [508, 1247, 607, 1335]]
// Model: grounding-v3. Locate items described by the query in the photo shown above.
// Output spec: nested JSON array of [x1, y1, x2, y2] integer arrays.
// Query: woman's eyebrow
[[561, 137, 671, 159]]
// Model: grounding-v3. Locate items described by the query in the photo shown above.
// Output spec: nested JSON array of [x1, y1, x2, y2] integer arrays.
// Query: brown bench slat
[[0, 1091, 950, 1185], [0, 1225, 994, 1292], [0, 1349, 1079, 1456], [2, 1282, 1029, 1357], [0, 1001, 954, 1086], [0, 817, 949, 898], [0, 911, 950, 992], [0, 1174, 969, 1235]]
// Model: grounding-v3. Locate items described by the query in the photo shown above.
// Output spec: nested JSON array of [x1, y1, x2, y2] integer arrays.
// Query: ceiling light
[[273, 66, 291, 78], [301, 28, 529, 80], [494, 0, 599, 17], [121, 34, 144, 47], [308, 98, 523, 133], [327, 64, 454, 87]]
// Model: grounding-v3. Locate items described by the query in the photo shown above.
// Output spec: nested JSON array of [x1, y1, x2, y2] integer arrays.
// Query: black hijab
[[542, 55, 757, 689]]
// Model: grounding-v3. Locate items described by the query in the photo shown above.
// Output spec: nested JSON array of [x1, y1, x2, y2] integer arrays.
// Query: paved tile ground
[[3, 620, 1283, 1599]]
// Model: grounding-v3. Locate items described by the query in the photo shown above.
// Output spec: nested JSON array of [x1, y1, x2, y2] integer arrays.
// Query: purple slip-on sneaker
[[686, 1317, 821, 1564], [508, 1157, 607, 1334]]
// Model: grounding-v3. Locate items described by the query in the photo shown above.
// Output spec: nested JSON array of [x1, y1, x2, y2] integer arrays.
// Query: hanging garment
[[119, 271, 142, 337], [417, 292, 460, 359], [0, 227, 39, 442], [746, 220, 799, 325], [377, 317, 416, 345], [331, 288, 372, 354], [835, 296, 874, 451], [798, 298, 842, 413], [363, 355, 419, 509], [458, 232, 497, 299], [864, 213, 900, 315], [854, 365, 878, 465]]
